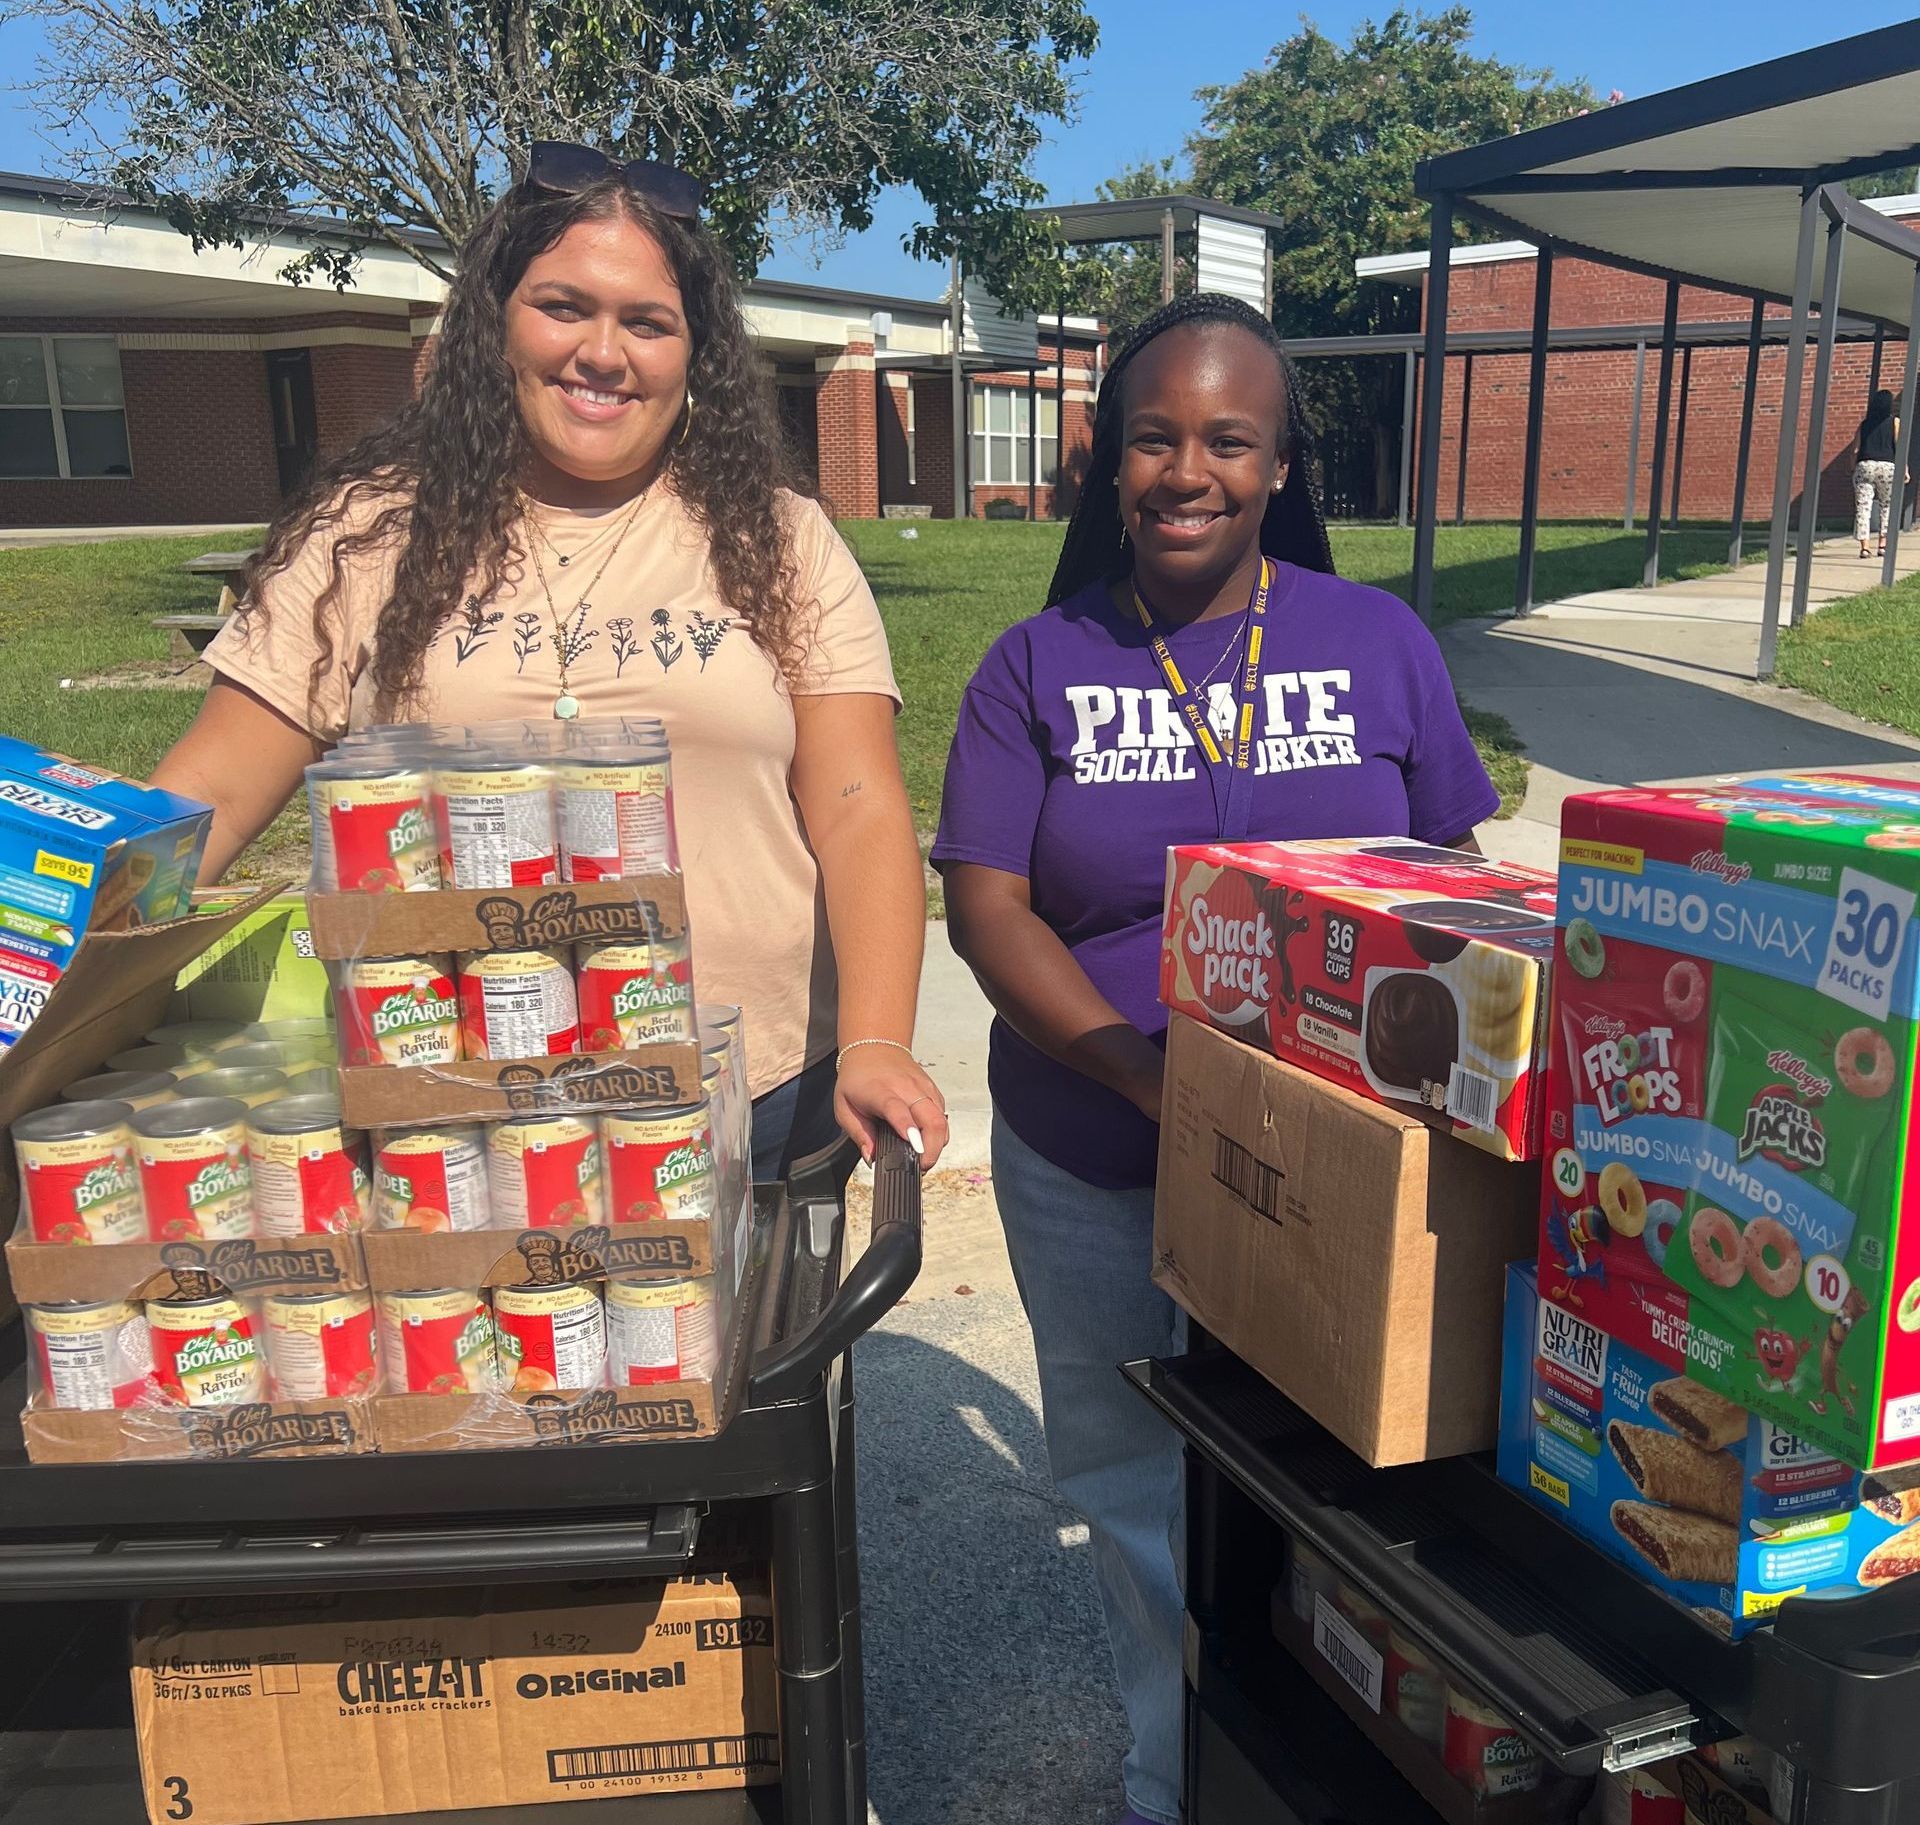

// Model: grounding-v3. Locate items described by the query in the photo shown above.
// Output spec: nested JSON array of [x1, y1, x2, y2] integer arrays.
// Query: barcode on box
[[1312, 1594, 1382, 1713], [547, 1733, 780, 1783], [1211, 1131, 1283, 1225], [1445, 1064, 1499, 1135]]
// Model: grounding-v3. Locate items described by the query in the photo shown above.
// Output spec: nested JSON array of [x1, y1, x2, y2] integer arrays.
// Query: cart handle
[[748, 1128, 922, 1403]]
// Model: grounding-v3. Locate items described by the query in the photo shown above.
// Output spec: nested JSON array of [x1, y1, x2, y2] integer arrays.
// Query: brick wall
[[814, 343, 879, 519], [0, 315, 415, 528], [1422, 257, 1905, 524], [965, 337, 1101, 520]]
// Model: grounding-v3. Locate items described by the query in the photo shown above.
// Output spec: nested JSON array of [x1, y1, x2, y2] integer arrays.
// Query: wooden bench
[[152, 613, 231, 661]]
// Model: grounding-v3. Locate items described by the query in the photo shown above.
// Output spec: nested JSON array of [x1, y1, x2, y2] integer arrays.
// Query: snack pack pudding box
[[1494, 1262, 1920, 1637], [0, 738, 211, 1046], [1160, 836, 1557, 1160], [1539, 773, 1920, 1471]]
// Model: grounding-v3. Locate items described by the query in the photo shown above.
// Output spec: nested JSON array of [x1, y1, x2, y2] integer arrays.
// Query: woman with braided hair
[[933, 293, 1495, 1824]]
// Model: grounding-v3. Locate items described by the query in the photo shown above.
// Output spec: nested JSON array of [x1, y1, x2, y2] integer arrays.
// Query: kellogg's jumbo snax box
[[1160, 837, 1558, 1160], [1540, 774, 1920, 1471]]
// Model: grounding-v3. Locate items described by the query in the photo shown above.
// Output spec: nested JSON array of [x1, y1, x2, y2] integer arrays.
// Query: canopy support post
[[1882, 267, 1920, 589], [1668, 345, 1693, 527], [1760, 188, 1822, 679], [1729, 300, 1764, 567], [1792, 211, 1847, 629], [1515, 243, 1554, 616], [1624, 340, 1646, 531], [1454, 352, 1474, 525], [1411, 196, 1453, 626], [1642, 281, 1680, 587], [1396, 349, 1416, 529]]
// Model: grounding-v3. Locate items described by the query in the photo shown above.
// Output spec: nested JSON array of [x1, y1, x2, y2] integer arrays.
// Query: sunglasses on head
[[524, 142, 704, 221]]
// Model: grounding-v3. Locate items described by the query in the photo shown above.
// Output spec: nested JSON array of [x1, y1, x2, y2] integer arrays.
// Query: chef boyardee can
[[457, 947, 579, 1059], [148, 1292, 267, 1406], [554, 742, 678, 880], [307, 756, 441, 893], [493, 1281, 607, 1394], [14, 1100, 145, 1244], [62, 1069, 177, 1111], [486, 1115, 604, 1228], [577, 937, 694, 1048], [376, 1288, 497, 1394], [372, 1128, 491, 1232], [133, 1098, 254, 1241], [607, 1276, 718, 1386], [188, 1066, 288, 1110], [338, 954, 460, 1067], [432, 755, 557, 889], [246, 1095, 371, 1236], [604, 1100, 717, 1222], [262, 1290, 379, 1399], [28, 1300, 153, 1410]]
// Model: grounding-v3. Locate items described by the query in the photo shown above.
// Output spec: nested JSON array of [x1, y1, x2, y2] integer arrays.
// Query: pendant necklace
[[523, 488, 649, 719]]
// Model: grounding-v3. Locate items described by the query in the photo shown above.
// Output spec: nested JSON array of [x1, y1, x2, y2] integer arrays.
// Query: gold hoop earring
[[678, 394, 696, 447]]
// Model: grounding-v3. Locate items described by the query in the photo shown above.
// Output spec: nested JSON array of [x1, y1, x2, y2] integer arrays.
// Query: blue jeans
[[750, 1055, 842, 1183], [992, 1111, 1185, 1825]]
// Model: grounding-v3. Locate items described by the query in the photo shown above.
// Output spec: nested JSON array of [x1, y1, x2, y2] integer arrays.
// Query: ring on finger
[[909, 1094, 945, 1115]]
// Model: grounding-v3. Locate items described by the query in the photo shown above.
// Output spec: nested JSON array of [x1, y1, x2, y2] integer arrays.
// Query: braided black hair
[[1049, 291, 1335, 607]]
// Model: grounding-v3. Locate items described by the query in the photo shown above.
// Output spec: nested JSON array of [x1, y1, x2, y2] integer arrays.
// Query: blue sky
[[1, 3, 1915, 302]]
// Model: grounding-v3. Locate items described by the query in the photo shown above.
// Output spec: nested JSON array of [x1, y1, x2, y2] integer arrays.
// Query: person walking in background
[[933, 293, 1498, 1825], [1855, 387, 1899, 558]]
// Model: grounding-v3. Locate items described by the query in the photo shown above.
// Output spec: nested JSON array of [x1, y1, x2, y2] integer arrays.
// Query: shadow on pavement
[[856, 1297, 1128, 1825], [1443, 620, 1920, 792]]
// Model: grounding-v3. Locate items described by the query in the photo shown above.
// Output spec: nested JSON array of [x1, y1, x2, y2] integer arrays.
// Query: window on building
[[0, 336, 132, 479], [970, 385, 1059, 486]]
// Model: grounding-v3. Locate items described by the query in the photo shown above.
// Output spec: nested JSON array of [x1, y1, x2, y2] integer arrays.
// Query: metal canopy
[[1407, 22, 1920, 672], [1042, 193, 1289, 244]]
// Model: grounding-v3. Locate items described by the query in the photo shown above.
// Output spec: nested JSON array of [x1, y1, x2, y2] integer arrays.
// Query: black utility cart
[[1132, 1338, 1920, 1825], [0, 1134, 921, 1825]]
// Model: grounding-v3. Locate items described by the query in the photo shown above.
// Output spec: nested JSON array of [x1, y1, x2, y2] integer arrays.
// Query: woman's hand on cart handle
[[835, 1039, 948, 1171]]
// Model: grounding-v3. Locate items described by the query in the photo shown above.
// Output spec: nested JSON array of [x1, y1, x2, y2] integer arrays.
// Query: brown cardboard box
[[131, 1574, 778, 1825], [338, 1042, 704, 1128], [362, 1216, 717, 1292], [1154, 1013, 1536, 1465], [307, 877, 687, 961]]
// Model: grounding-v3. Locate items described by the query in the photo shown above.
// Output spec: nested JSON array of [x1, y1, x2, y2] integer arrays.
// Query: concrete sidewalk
[[1445, 532, 1920, 872]]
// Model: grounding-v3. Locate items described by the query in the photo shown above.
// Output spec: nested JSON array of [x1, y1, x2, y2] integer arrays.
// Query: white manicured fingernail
[[907, 1126, 925, 1155]]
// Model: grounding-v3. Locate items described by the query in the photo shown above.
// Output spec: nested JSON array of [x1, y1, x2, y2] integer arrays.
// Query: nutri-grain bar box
[[1496, 1262, 1920, 1638], [1540, 773, 1920, 1471], [0, 739, 209, 1046], [1160, 837, 1557, 1160]]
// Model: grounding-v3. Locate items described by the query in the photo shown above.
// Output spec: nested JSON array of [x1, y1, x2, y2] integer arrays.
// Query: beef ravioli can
[[148, 1292, 267, 1407], [29, 1300, 154, 1409], [376, 1288, 497, 1394], [247, 1096, 371, 1236], [493, 1281, 607, 1393], [262, 1290, 379, 1399], [14, 1100, 145, 1244], [132, 1098, 253, 1241], [606, 1276, 718, 1386]]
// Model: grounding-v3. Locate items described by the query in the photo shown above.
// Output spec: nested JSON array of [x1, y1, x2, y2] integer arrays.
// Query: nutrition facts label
[[474, 966, 578, 1058], [42, 1315, 147, 1410], [611, 1295, 716, 1384], [444, 784, 556, 888]]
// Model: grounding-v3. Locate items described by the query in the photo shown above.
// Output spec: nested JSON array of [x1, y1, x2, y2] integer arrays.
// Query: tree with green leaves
[[1070, 10, 1594, 512], [6, 0, 1097, 291]]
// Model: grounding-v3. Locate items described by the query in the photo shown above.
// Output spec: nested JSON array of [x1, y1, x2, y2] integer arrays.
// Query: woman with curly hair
[[934, 293, 1495, 1825], [152, 145, 946, 1176]]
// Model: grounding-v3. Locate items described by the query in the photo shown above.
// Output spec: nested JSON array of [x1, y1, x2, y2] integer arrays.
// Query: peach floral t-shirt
[[205, 484, 899, 1096]]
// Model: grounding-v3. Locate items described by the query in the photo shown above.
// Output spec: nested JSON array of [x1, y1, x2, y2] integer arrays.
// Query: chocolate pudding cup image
[[1360, 967, 1462, 1106]]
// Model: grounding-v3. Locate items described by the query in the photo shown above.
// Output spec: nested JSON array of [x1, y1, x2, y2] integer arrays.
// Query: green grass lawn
[[0, 519, 1732, 875], [1777, 569, 1920, 737]]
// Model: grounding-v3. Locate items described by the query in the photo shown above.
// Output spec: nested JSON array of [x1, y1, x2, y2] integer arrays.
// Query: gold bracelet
[[836, 1038, 918, 1070]]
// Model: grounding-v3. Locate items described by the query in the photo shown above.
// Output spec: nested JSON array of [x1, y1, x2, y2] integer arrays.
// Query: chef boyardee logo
[[612, 973, 689, 1016], [389, 805, 429, 856], [187, 1158, 250, 1209], [1739, 1060, 1828, 1173], [656, 1140, 711, 1188], [74, 1157, 137, 1212], [176, 1327, 254, 1375], [371, 984, 456, 1037]]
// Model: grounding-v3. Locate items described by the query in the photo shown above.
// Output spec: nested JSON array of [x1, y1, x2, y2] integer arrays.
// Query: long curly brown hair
[[237, 175, 813, 721]]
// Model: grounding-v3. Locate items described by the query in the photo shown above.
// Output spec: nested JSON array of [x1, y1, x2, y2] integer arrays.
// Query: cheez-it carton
[[1161, 837, 1557, 1160], [1541, 774, 1920, 1472]]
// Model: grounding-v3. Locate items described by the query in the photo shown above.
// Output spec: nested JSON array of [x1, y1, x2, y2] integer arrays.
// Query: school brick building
[[0, 172, 1105, 531], [1356, 198, 1920, 525]]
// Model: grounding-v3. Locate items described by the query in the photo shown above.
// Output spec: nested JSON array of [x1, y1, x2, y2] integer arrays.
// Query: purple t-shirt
[[931, 564, 1499, 1189]]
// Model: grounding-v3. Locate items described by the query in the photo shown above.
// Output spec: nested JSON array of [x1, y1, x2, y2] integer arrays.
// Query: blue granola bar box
[[1497, 1261, 1883, 1636], [0, 738, 210, 1043]]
